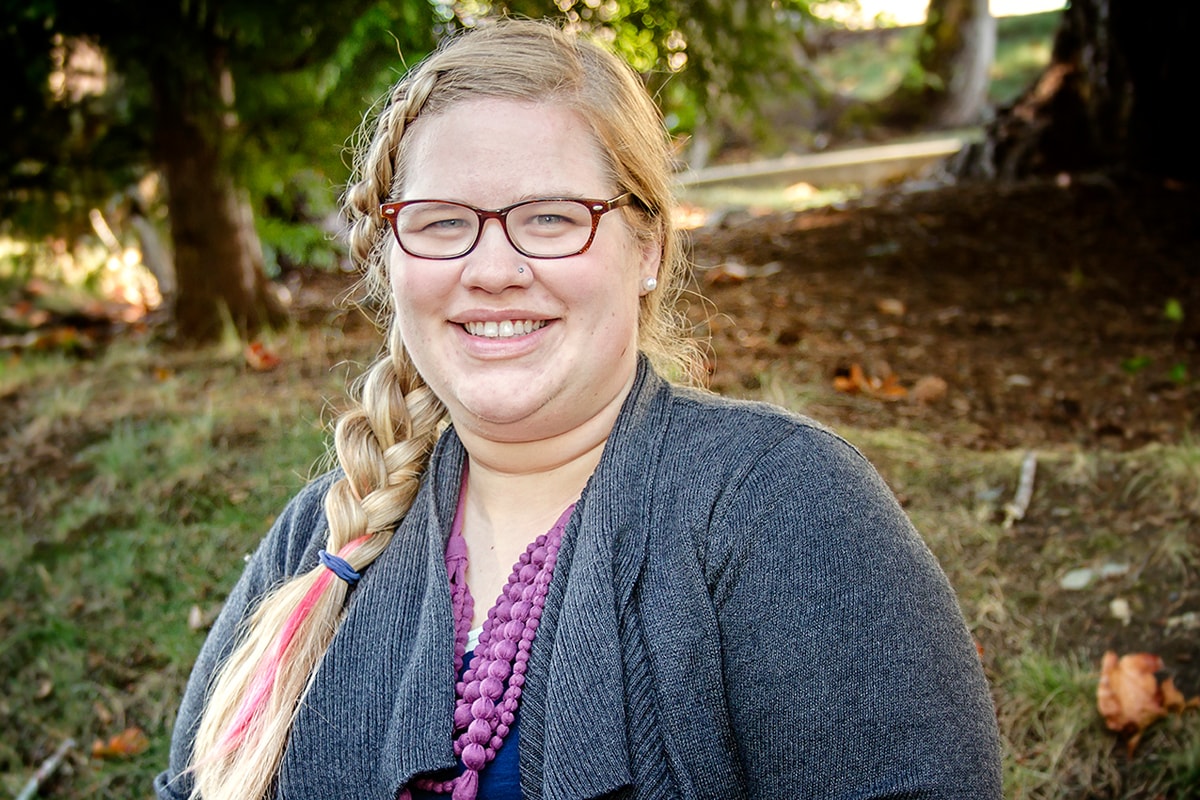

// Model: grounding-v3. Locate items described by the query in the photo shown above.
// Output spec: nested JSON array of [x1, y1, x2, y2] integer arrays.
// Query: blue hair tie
[[318, 549, 362, 585]]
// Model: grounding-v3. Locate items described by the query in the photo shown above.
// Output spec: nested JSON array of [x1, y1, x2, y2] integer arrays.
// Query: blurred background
[[2, 1, 1198, 797]]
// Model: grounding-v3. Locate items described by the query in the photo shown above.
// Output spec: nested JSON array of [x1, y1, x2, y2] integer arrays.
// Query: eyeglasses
[[379, 193, 634, 260]]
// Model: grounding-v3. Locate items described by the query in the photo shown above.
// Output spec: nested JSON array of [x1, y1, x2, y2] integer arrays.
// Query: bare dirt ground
[[687, 174, 1199, 451]]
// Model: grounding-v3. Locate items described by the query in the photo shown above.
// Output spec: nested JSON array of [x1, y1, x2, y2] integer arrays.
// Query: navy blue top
[[409, 651, 522, 800]]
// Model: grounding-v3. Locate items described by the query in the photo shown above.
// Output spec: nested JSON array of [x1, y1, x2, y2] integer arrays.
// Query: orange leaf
[[1163, 676, 1200, 713], [91, 726, 149, 759], [833, 363, 869, 394], [833, 363, 907, 401], [244, 341, 281, 372], [1096, 651, 1200, 756], [875, 373, 908, 401]]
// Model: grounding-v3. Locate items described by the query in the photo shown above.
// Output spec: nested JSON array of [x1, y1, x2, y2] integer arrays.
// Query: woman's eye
[[400, 210, 472, 235], [426, 217, 468, 230]]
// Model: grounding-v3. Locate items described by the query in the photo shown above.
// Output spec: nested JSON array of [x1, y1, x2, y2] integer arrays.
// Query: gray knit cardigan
[[156, 360, 1002, 799]]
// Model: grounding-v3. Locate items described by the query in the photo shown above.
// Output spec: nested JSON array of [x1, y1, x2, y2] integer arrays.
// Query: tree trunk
[[953, 0, 1199, 182], [877, 0, 996, 129], [149, 54, 287, 344]]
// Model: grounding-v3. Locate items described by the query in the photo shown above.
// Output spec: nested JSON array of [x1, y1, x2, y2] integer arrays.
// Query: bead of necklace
[[407, 492, 574, 800]]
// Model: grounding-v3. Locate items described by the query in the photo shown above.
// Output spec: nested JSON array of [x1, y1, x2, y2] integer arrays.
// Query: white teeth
[[464, 319, 545, 338]]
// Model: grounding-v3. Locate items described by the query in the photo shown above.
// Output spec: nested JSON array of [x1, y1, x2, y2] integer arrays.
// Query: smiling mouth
[[462, 319, 548, 339]]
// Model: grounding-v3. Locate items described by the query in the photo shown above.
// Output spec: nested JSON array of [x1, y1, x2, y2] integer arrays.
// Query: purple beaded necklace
[[403, 474, 574, 800]]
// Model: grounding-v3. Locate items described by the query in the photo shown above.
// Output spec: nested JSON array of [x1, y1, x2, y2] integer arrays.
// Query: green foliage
[[230, 4, 437, 274], [997, 651, 1116, 796], [990, 9, 1057, 103], [1123, 354, 1153, 374], [4, 0, 1056, 282], [0, 9, 147, 238], [467, 0, 830, 138], [252, 170, 345, 276], [258, 218, 340, 277], [1157, 728, 1200, 798], [813, 10, 1058, 106], [1164, 297, 1185, 324]]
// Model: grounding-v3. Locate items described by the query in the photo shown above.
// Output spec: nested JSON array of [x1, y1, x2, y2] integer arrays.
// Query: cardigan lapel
[[520, 361, 676, 800]]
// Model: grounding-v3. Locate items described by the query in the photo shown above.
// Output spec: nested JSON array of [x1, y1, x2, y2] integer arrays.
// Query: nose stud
[[517, 266, 525, 274]]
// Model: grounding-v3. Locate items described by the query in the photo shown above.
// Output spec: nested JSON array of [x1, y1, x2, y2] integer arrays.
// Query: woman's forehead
[[398, 99, 612, 200]]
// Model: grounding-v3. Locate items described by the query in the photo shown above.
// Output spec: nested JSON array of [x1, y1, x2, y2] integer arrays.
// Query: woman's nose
[[460, 218, 534, 291]]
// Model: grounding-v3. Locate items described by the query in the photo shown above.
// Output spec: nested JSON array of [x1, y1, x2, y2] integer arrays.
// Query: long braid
[[186, 60, 447, 800]]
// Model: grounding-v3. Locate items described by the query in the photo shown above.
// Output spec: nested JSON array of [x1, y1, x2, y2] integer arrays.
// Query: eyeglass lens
[[392, 199, 597, 258]]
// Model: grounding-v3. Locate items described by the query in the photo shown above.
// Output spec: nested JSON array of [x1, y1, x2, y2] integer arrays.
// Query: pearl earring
[[641, 277, 658, 293]]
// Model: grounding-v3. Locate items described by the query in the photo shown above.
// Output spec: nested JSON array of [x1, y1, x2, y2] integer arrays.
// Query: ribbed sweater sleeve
[[703, 424, 1001, 798]]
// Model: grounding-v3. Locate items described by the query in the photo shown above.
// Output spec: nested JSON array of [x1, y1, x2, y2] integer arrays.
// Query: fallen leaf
[[91, 727, 149, 759], [875, 373, 908, 400], [1096, 651, 1200, 756], [833, 363, 907, 401], [1163, 677, 1200, 714], [833, 363, 869, 394], [244, 341, 281, 371]]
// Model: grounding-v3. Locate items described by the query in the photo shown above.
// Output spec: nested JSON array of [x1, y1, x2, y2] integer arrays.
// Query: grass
[[996, 651, 1117, 797], [3, 333, 1199, 799], [0, 330, 349, 799]]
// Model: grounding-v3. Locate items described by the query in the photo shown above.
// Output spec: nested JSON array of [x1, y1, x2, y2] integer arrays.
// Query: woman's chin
[[447, 389, 553, 435]]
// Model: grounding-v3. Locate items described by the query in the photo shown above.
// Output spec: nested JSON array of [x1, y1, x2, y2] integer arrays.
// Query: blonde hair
[[186, 19, 699, 800]]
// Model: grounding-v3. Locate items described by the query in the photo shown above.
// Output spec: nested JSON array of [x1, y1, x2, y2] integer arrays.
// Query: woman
[[156, 19, 1001, 800]]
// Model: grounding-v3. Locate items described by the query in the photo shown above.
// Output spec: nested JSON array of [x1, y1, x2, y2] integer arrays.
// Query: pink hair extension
[[214, 535, 372, 755]]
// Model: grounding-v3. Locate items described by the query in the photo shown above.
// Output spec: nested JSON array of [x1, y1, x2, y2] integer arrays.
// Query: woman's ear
[[637, 235, 662, 294]]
